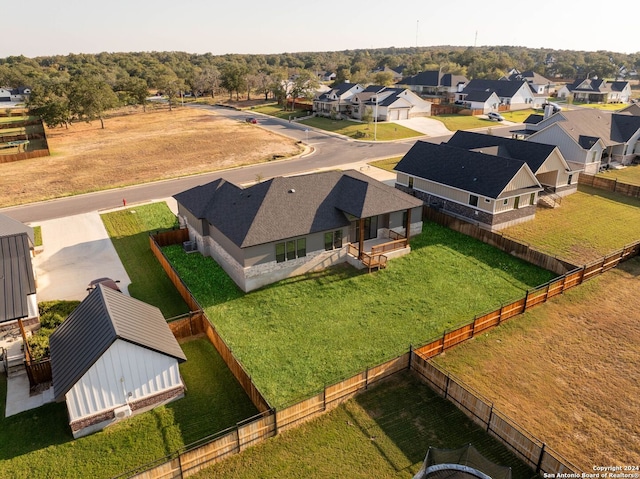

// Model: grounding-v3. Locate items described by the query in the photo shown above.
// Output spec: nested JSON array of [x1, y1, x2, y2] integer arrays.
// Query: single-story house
[[557, 79, 631, 103], [520, 108, 640, 174], [398, 71, 468, 101], [350, 85, 432, 121], [458, 79, 538, 111], [174, 170, 424, 292], [313, 82, 364, 118], [0, 86, 30, 102], [371, 66, 403, 82], [0, 214, 37, 329], [395, 141, 542, 231], [446, 130, 580, 198], [50, 284, 187, 438]]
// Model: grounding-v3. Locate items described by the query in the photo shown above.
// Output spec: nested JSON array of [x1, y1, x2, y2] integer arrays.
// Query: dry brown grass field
[[434, 257, 640, 470], [0, 106, 301, 207]]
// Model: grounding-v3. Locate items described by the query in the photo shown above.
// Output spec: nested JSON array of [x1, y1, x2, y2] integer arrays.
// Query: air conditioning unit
[[113, 405, 132, 420], [183, 240, 197, 253]]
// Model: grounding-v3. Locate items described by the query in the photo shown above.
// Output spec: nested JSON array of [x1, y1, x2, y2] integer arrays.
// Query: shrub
[[28, 300, 81, 360]]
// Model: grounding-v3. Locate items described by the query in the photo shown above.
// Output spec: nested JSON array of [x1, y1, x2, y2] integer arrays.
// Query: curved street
[[1, 105, 425, 223]]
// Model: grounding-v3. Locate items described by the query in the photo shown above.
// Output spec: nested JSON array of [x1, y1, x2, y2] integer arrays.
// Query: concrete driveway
[[33, 211, 131, 301], [391, 117, 452, 136]]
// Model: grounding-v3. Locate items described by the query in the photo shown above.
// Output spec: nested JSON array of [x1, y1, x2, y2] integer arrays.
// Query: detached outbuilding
[[50, 284, 186, 438]]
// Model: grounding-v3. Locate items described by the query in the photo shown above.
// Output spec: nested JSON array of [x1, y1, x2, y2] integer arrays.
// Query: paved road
[[1, 105, 419, 223]]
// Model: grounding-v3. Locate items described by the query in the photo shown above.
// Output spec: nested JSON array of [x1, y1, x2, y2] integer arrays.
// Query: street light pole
[[374, 96, 378, 141]]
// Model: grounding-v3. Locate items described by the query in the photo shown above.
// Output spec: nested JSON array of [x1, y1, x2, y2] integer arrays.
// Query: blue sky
[[3, 0, 639, 58]]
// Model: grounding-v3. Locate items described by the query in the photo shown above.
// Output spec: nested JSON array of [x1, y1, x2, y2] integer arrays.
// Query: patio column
[[405, 208, 412, 238], [359, 218, 365, 259]]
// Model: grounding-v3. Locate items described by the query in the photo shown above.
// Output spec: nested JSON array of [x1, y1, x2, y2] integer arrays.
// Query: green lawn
[[192, 372, 535, 479], [163, 222, 555, 407], [0, 338, 258, 479], [299, 117, 423, 140], [596, 163, 640, 186], [252, 104, 310, 120], [500, 108, 538, 122], [503, 185, 640, 264], [100, 203, 189, 318], [430, 114, 492, 131], [370, 156, 402, 172], [570, 102, 631, 111]]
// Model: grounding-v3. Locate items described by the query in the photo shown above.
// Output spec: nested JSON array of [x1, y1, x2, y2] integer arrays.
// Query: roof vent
[[289, 188, 296, 193]]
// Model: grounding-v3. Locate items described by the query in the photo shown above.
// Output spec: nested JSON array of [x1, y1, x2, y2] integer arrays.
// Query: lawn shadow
[[409, 222, 557, 288], [355, 372, 536, 479], [577, 184, 640, 207]]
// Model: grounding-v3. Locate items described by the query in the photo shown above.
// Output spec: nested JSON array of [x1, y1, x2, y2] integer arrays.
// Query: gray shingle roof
[[463, 79, 528, 99], [50, 285, 186, 401], [0, 233, 36, 323], [174, 170, 423, 249], [446, 131, 558, 173], [394, 141, 539, 199]]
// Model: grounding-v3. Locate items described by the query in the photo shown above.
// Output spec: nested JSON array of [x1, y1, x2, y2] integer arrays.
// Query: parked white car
[[487, 112, 505, 121]]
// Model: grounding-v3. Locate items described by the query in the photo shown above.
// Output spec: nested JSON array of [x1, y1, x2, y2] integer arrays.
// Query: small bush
[[28, 300, 81, 360]]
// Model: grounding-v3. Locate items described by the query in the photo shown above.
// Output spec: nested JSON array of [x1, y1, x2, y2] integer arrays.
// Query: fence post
[[444, 374, 450, 399], [408, 344, 413, 370], [536, 443, 546, 473], [177, 451, 184, 478], [442, 329, 447, 351], [487, 405, 494, 432], [523, 290, 529, 312], [365, 366, 369, 390]]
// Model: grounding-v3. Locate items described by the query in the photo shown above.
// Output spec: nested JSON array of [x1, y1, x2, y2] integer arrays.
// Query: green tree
[[156, 72, 185, 111], [27, 78, 72, 128], [220, 62, 248, 101], [288, 70, 319, 111], [69, 76, 119, 128]]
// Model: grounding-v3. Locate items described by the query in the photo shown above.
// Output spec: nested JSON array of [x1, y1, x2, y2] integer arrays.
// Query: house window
[[514, 196, 520, 209], [484, 198, 491, 203], [567, 174, 573, 185], [591, 151, 597, 162], [276, 238, 306, 263], [503, 199, 509, 205], [530, 193, 536, 205], [408, 177, 414, 188], [469, 195, 479, 207], [324, 230, 343, 251]]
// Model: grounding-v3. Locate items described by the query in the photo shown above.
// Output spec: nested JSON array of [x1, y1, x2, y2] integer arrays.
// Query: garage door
[[399, 109, 409, 120]]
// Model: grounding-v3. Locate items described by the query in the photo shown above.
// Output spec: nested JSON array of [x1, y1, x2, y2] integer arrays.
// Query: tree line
[[1, 46, 638, 128]]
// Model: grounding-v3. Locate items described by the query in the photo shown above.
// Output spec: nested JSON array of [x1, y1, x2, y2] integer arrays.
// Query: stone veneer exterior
[[69, 385, 185, 438], [396, 184, 536, 231]]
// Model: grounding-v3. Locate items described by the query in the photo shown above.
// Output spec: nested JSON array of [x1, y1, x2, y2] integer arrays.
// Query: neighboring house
[[371, 66, 403, 82], [0, 87, 11, 102], [503, 69, 554, 95], [0, 214, 37, 329], [313, 82, 364, 118], [446, 130, 580, 198], [317, 71, 336, 82], [395, 141, 542, 231], [399, 71, 468, 101], [174, 170, 424, 292], [49, 284, 187, 438], [458, 90, 501, 114], [458, 79, 538, 110], [350, 85, 432, 121], [557, 79, 631, 103], [0, 86, 30, 102], [522, 108, 640, 173]]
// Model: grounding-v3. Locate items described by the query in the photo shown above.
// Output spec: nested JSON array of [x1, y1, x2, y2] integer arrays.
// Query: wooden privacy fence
[[150, 230, 271, 414], [0, 148, 50, 164], [411, 357, 580, 475], [579, 173, 640, 199], [134, 228, 640, 478], [24, 358, 52, 389]]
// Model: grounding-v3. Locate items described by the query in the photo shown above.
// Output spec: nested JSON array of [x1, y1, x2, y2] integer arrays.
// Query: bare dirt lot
[[434, 257, 640, 470], [0, 106, 301, 207]]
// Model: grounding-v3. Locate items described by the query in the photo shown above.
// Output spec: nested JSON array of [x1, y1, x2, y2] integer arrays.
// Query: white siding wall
[[66, 340, 182, 422], [503, 167, 539, 192], [414, 177, 493, 212]]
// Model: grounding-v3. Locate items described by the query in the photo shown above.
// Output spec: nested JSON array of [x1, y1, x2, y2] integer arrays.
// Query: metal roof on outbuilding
[[0, 233, 36, 323], [50, 284, 186, 401]]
